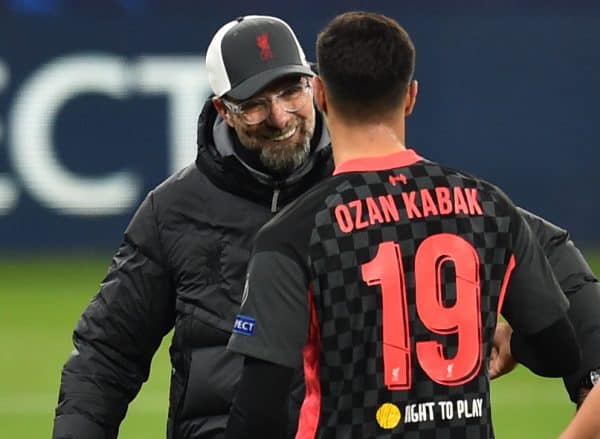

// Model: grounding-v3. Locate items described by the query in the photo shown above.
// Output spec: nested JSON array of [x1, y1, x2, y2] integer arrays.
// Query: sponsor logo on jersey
[[376, 402, 402, 429], [233, 315, 256, 336]]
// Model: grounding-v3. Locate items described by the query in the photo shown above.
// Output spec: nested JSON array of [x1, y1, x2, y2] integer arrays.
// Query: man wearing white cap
[[53, 15, 331, 439]]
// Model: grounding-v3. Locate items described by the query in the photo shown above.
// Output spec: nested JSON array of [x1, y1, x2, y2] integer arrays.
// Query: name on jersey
[[232, 315, 256, 336], [334, 187, 483, 234]]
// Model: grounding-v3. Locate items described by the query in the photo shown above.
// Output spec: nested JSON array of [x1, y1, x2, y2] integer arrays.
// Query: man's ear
[[404, 80, 418, 116], [212, 97, 235, 127], [313, 76, 328, 115]]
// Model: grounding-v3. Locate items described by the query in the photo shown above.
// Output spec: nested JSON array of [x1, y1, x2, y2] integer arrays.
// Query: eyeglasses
[[222, 78, 312, 125]]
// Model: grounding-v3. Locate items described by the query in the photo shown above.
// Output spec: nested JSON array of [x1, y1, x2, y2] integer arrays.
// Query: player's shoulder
[[427, 159, 516, 207]]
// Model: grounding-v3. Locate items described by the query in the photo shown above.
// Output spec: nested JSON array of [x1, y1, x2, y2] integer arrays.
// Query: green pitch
[[1, 251, 599, 438]]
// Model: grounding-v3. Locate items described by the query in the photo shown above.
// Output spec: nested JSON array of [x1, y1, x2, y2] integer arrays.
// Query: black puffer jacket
[[52, 99, 333, 439]]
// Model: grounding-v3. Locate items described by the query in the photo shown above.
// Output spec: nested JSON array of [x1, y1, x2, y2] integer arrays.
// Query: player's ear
[[404, 79, 418, 116], [313, 76, 328, 115], [212, 97, 235, 127]]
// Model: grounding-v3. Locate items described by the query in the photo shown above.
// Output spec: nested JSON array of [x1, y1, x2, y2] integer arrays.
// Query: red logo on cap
[[256, 32, 273, 61]]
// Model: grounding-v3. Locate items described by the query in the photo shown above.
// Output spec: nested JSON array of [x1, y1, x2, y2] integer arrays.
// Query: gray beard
[[259, 137, 311, 174]]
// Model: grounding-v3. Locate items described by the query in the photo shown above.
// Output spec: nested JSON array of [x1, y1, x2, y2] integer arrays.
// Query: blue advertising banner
[[1, 2, 599, 250]]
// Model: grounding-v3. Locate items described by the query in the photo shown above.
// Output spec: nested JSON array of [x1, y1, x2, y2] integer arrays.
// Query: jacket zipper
[[271, 188, 281, 213]]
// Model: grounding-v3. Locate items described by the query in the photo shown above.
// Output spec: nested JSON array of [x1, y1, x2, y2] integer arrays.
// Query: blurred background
[[0, 0, 598, 437]]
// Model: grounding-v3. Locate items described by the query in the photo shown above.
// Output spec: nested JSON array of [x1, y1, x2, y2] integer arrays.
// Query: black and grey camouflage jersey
[[229, 149, 570, 439]]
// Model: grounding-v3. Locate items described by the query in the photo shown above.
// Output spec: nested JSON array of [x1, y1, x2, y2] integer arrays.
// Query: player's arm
[[499, 205, 581, 378], [226, 356, 295, 439], [491, 208, 600, 402], [517, 208, 600, 403], [226, 221, 312, 439], [53, 193, 175, 439], [559, 383, 600, 439]]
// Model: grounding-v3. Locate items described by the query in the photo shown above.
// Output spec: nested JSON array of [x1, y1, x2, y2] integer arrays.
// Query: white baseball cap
[[205, 15, 314, 100]]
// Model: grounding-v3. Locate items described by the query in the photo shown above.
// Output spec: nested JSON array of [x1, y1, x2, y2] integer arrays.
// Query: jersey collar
[[333, 149, 422, 175]]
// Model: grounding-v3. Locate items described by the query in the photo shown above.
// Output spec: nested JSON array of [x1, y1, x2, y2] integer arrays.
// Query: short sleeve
[[501, 207, 570, 334], [227, 250, 311, 369]]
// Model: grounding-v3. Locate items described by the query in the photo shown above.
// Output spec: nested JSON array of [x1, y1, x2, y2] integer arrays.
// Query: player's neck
[[329, 118, 407, 166]]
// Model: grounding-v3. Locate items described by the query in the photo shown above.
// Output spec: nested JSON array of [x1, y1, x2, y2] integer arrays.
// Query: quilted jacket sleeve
[[53, 192, 176, 438]]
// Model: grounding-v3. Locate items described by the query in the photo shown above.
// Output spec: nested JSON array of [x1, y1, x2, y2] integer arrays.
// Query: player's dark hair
[[316, 11, 415, 121]]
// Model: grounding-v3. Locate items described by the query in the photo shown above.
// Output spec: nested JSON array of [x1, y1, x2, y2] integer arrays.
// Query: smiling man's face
[[219, 75, 316, 173]]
